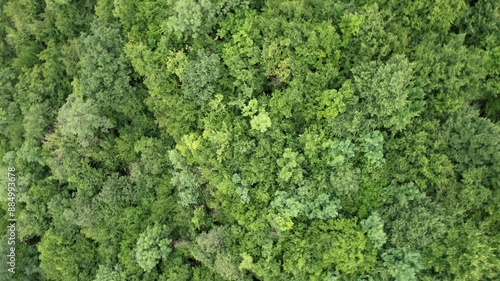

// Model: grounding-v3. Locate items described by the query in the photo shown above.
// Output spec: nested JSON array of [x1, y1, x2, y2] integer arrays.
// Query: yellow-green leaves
[[250, 110, 272, 133], [339, 12, 364, 41], [276, 148, 304, 184], [242, 98, 258, 117], [166, 50, 188, 81], [316, 80, 354, 120]]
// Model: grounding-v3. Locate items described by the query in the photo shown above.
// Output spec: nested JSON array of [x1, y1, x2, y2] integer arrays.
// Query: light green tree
[[135, 224, 172, 272]]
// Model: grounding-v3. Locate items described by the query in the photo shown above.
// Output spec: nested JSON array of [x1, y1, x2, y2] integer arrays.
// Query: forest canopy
[[0, 0, 499, 280]]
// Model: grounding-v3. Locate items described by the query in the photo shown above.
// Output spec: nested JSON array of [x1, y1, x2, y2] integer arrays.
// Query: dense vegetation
[[1, 0, 499, 280]]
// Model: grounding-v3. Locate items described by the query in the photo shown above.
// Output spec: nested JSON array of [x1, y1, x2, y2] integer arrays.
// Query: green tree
[[38, 227, 98, 281], [352, 55, 418, 134], [381, 248, 423, 281], [361, 211, 387, 250], [182, 49, 223, 105], [56, 93, 113, 148], [135, 224, 172, 272]]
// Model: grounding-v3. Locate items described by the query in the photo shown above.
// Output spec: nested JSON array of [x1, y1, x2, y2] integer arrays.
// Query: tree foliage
[[1, 0, 499, 280]]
